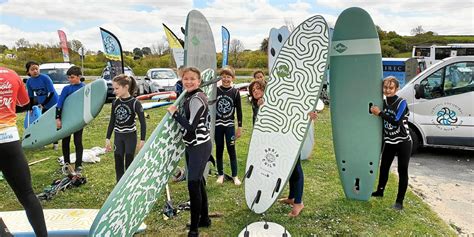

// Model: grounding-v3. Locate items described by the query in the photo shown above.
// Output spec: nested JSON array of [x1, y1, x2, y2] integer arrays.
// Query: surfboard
[[22, 79, 107, 149], [0, 209, 146, 237], [245, 15, 329, 214], [238, 221, 291, 237], [184, 10, 217, 136], [151, 93, 176, 101], [136, 91, 174, 100], [330, 7, 383, 201], [300, 99, 325, 160], [184, 10, 217, 181], [89, 69, 216, 236], [23, 105, 41, 129], [268, 26, 291, 71], [142, 101, 172, 110]]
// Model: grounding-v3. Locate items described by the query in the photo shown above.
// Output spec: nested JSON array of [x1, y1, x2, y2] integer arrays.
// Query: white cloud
[[0, 0, 472, 53]]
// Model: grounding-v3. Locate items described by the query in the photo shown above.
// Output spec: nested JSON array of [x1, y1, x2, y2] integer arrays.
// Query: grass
[[0, 97, 455, 236]]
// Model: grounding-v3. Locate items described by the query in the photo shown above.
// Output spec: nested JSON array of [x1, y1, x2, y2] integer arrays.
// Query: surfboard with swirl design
[[244, 15, 329, 214]]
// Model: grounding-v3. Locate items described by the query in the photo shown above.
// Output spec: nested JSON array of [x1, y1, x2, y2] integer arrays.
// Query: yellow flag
[[163, 24, 183, 49]]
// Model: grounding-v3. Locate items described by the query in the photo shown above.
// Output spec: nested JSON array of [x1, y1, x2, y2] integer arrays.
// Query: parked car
[[39, 62, 80, 95], [144, 68, 179, 92], [99, 66, 151, 101]]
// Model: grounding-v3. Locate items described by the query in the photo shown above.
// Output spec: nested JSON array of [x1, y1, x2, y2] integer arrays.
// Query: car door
[[413, 60, 474, 147]]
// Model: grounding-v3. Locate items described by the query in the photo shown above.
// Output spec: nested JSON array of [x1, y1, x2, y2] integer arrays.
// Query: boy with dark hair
[[56, 66, 86, 174]]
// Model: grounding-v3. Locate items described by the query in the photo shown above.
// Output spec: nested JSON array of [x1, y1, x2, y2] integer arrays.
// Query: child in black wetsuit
[[167, 67, 212, 237], [370, 76, 412, 210], [215, 66, 243, 185], [105, 74, 146, 182]]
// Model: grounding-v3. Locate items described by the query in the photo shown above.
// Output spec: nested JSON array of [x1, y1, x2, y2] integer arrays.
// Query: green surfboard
[[89, 69, 216, 236], [22, 79, 107, 149], [330, 7, 383, 201]]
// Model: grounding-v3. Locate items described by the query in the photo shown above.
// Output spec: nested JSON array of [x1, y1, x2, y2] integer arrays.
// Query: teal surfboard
[[22, 80, 107, 149], [245, 15, 329, 214], [330, 7, 383, 201], [89, 69, 216, 236], [1, 209, 146, 237]]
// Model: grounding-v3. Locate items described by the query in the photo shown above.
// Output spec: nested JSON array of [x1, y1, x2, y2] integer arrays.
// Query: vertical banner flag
[[163, 23, 184, 68], [99, 27, 124, 80], [57, 30, 70, 63], [221, 26, 230, 67]]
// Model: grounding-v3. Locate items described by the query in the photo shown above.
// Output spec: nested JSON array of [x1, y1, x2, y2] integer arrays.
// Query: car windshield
[[102, 68, 135, 80], [40, 68, 69, 84], [151, 70, 176, 80]]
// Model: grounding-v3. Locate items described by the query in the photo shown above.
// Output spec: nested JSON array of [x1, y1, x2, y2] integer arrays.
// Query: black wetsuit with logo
[[106, 97, 146, 182]]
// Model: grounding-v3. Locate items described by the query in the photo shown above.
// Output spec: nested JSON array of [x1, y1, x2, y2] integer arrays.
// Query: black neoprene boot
[[371, 187, 384, 197]]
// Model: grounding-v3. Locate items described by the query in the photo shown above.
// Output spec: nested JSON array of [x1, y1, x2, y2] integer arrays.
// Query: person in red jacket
[[0, 67, 47, 236]]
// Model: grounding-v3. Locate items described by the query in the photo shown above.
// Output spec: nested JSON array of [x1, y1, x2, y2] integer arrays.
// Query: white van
[[39, 62, 75, 95], [397, 56, 474, 153]]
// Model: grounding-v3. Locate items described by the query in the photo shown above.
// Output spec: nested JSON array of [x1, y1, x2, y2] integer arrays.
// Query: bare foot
[[288, 203, 304, 217], [233, 176, 241, 186], [216, 175, 224, 184], [278, 198, 295, 206]]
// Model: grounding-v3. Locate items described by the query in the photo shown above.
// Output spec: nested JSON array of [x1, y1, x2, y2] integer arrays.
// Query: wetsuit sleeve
[[41, 76, 56, 106], [106, 100, 116, 139], [235, 89, 243, 127], [55, 87, 69, 119], [379, 99, 407, 126], [173, 97, 206, 133], [135, 100, 146, 141]]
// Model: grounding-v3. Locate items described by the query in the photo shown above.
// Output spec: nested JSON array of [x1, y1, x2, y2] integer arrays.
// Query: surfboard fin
[[244, 165, 253, 180], [250, 190, 261, 210], [271, 178, 282, 198], [283, 228, 288, 237], [244, 225, 249, 237]]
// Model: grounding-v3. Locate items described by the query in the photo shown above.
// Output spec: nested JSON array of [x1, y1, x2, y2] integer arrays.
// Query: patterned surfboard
[[330, 7, 383, 200], [0, 209, 146, 236], [89, 69, 215, 236], [245, 15, 329, 214]]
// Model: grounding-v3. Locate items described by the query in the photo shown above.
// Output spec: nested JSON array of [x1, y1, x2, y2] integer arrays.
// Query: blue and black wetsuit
[[215, 86, 242, 177], [172, 88, 211, 233], [373, 95, 412, 206], [56, 82, 85, 168]]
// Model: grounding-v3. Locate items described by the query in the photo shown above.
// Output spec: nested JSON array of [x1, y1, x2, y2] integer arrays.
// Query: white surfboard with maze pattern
[[244, 15, 329, 214]]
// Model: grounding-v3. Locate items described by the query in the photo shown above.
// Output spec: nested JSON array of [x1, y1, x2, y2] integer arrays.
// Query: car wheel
[[409, 127, 420, 155]]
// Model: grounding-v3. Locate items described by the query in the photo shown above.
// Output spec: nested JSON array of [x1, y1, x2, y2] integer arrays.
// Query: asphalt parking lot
[[392, 147, 473, 235]]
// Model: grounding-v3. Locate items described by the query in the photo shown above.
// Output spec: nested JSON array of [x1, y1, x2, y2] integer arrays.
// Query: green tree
[[0, 45, 8, 53], [260, 38, 268, 52]]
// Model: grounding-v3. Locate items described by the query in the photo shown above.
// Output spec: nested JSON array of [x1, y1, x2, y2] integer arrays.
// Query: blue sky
[[0, 0, 472, 52]]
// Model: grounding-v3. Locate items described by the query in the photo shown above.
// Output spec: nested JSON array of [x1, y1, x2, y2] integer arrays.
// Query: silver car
[[145, 68, 179, 92]]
